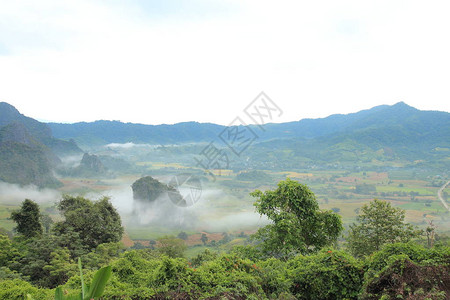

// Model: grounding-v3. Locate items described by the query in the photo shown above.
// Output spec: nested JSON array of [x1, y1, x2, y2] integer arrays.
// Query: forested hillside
[[0, 103, 81, 156], [0, 103, 82, 187]]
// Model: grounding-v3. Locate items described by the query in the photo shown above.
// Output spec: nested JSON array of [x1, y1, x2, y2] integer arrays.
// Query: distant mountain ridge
[[47, 102, 449, 147], [245, 102, 449, 170], [48, 120, 224, 147]]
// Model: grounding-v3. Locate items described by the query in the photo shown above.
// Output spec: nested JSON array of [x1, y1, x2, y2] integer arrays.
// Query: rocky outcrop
[[66, 153, 109, 178], [79, 153, 106, 173], [132, 176, 173, 202]]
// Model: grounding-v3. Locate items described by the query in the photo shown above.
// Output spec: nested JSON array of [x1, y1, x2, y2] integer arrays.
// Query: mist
[[85, 179, 268, 235], [0, 175, 268, 237], [0, 182, 61, 205], [58, 154, 84, 168], [105, 142, 155, 149]]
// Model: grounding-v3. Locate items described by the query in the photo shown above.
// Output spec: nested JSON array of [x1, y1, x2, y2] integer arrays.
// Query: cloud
[[105, 142, 151, 149], [0, 182, 61, 205], [84, 181, 267, 233]]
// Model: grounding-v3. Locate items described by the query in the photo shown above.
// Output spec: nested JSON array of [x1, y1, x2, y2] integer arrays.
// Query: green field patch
[[375, 185, 436, 195], [125, 226, 181, 240], [0, 204, 18, 231], [398, 201, 446, 212]]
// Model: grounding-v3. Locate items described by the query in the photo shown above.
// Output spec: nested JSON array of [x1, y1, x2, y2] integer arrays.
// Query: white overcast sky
[[0, 0, 449, 125]]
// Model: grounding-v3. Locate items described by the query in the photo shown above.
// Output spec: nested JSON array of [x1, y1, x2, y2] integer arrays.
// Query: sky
[[0, 0, 449, 125]]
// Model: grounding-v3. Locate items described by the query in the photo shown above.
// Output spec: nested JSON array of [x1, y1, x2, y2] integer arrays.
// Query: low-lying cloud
[[85, 182, 268, 234], [105, 142, 154, 149], [0, 182, 61, 205]]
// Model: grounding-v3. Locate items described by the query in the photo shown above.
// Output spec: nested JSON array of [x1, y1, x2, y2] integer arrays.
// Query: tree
[[81, 242, 123, 270], [0, 234, 20, 268], [149, 240, 157, 250], [221, 232, 232, 244], [41, 214, 53, 234], [251, 178, 343, 258], [42, 248, 77, 287], [331, 207, 341, 213], [201, 233, 208, 245], [347, 199, 421, 257], [177, 231, 188, 240], [53, 195, 124, 251], [156, 236, 186, 258], [18, 234, 59, 287], [10, 199, 42, 238]]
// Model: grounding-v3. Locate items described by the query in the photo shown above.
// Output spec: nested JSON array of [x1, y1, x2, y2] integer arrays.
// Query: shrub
[[0, 279, 52, 300], [361, 242, 450, 299], [287, 249, 364, 299]]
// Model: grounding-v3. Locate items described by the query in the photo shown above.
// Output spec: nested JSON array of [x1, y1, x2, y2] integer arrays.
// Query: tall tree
[[347, 199, 421, 257], [251, 178, 343, 258], [201, 233, 208, 245], [53, 195, 123, 251], [10, 199, 43, 238]]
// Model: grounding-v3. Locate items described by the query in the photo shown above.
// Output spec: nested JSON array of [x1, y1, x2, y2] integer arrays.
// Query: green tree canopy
[[53, 195, 124, 251], [10, 199, 42, 239], [0, 234, 20, 268], [347, 199, 421, 257], [177, 231, 188, 240], [201, 233, 208, 245], [251, 178, 343, 258], [40, 214, 53, 234], [42, 248, 77, 287], [156, 236, 186, 258]]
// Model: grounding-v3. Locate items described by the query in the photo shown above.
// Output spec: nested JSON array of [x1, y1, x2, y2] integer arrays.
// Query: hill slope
[[247, 103, 449, 171], [0, 123, 62, 187], [0, 102, 83, 187], [0, 102, 82, 156]]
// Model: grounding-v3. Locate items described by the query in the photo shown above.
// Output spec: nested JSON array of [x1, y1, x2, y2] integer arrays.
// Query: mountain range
[[46, 101, 450, 172], [47, 102, 449, 147], [0, 101, 449, 187]]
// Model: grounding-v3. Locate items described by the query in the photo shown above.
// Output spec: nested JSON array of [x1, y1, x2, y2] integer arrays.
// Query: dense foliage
[[1, 242, 448, 299], [0, 196, 123, 289], [0, 181, 449, 299], [251, 178, 343, 258], [10, 199, 43, 239], [54, 195, 123, 251], [347, 199, 421, 257]]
